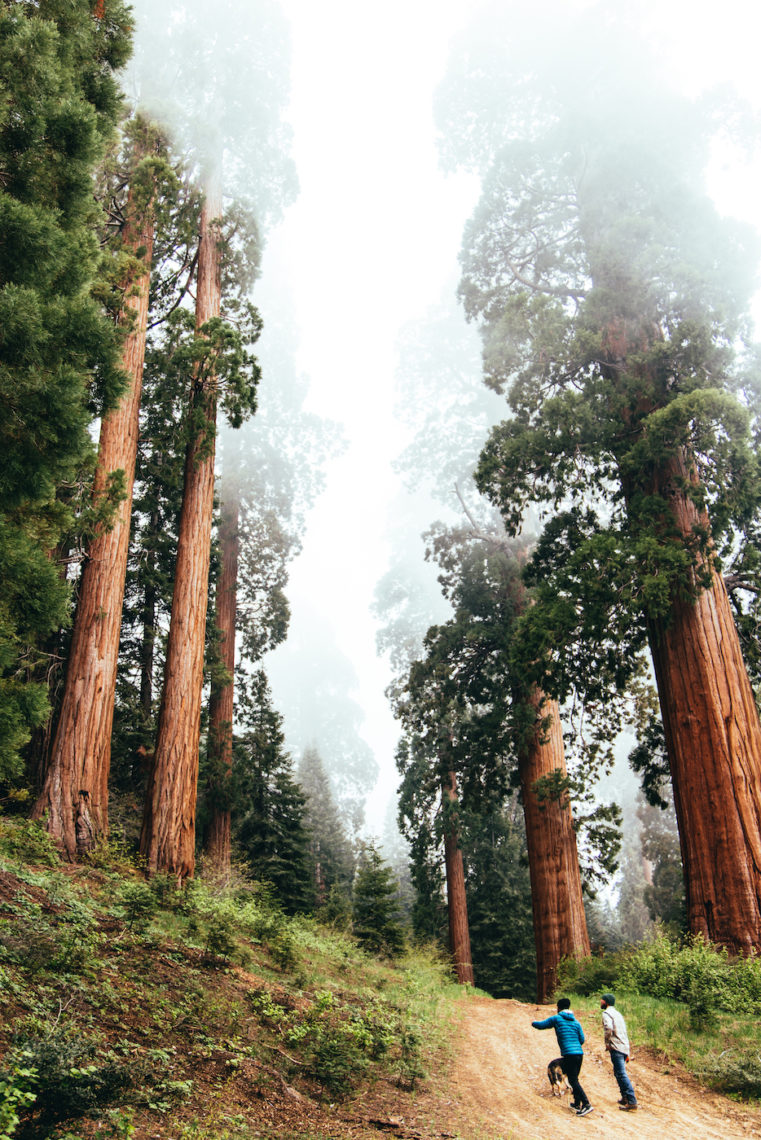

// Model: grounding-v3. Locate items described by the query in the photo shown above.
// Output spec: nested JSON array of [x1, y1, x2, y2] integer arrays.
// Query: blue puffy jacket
[[531, 1009, 585, 1055]]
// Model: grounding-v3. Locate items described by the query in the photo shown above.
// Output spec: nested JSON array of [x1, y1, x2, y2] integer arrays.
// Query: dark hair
[[601, 992, 616, 1006], [557, 998, 571, 1011]]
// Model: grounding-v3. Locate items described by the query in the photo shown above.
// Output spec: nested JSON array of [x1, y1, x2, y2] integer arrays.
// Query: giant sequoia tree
[[131, 0, 297, 879], [440, 6, 761, 952], [396, 530, 601, 997], [34, 121, 174, 856]]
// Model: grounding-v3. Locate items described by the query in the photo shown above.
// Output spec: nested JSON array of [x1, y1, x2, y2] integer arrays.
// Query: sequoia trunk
[[33, 165, 155, 857], [519, 693, 590, 1002], [643, 451, 761, 952], [205, 494, 240, 875], [442, 770, 475, 985], [140, 179, 222, 880]]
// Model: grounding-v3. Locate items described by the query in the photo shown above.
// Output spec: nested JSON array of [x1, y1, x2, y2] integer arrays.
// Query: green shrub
[[557, 952, 621, 996], [309, 1024, 367, 1096], [201, 902, 238, 961], [84, 836, 141, 874], [0, 1061, 37, 1140], [7, 1034, 130, 1123], [616, 932, 681, 998], [694, 1051, 761, 1097], [118, 881, 158, 932], [0, 905, 98, 976], [0, 820, 58, 867]]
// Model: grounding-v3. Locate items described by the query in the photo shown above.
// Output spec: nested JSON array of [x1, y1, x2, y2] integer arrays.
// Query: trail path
[[413, 996, 761, 1140]]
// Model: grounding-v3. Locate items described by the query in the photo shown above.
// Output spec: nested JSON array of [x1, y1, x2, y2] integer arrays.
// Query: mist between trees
[[1, 0, 761, 1009]]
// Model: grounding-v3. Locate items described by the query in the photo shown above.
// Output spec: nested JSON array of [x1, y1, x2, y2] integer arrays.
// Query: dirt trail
[[437, 996, 761, 1140]]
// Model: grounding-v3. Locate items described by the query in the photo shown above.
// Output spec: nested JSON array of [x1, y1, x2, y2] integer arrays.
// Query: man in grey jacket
[[600, 993, 637, 1110]]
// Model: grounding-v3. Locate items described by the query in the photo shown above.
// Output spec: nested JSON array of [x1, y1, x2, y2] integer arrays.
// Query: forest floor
[[347, 995, 761, 1140]]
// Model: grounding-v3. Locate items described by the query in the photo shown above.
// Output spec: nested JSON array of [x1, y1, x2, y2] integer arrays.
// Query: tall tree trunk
[[33, 162, 156, 858], [442, 770, 475, 986], [138, 509, 159, 729], [643, 449, 761, 953], [205, 493, 239, 875], [519, 693, 590, 1003], [140, 177, 222, 880]]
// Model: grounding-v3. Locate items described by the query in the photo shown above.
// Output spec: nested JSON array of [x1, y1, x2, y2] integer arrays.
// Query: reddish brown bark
[[140, 179, 223, 880], [205, 495, 240, 875], [33, 171, 155, 858], [595, 308, 761, 951], [519, 694, 590, 1003], [443, 771, 475, 986], [643, 450, 761, 952]]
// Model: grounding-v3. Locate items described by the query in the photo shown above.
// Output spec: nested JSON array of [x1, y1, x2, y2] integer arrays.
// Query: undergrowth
[[0, 816, 458, 1140]]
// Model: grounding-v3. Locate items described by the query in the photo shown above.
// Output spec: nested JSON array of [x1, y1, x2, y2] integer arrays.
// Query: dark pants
[[610, 1049, 636, 1104], [561, 1054, 589, 1108]]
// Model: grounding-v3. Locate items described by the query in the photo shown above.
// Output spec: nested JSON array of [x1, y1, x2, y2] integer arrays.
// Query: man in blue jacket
[[532, 998, 593, 1117]]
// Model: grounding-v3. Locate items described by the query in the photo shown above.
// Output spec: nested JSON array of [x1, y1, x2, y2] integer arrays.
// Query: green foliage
[[462, 799, 536, 1000], [0, 818, 58, 867], [0, 0, 133, 776], [352, 843, 406, 959], [118, 881, 158, 932], [439, 6, 761, 712], [248, 984, 424, 1098], [224, 672, 313, 916], [6, 1034, 130, 1124], [557, 951, 624, 997], [693, 1052, 761, 1098], [0, 1061, 37, 1140], [560, 930, 761, 1026], [0, 835, 459, 1137], [297, 747, 355, 907]]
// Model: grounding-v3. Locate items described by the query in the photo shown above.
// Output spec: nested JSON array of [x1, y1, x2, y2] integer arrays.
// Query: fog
[[126, 0, 761, 834]]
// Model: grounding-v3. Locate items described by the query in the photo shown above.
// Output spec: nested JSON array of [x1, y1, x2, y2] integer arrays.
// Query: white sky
[[260, 0, 761, 831], [261, 0, 479, 828]]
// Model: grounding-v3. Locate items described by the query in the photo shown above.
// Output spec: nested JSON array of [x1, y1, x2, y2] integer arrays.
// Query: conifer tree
[[130, 0, 297, 879], [439, 4, 761, 953], [462, 797, 535, 999], [33, 120, 174, 856], [397, 531, 598, 998], [352, 842, 406, 958], [231, 671, 312, 913], [297, 746, 354, 908], [0, 0, 131, 781]]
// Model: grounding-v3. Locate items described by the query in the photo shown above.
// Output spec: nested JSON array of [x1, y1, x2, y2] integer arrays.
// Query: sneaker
[[569, 1102, 581, 1111], [576, 1105, 594, 1117], [619, 1103, 638, 1111]]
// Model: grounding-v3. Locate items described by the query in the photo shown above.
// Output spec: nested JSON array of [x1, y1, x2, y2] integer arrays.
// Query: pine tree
[[231, 671, 312, 914], [297, 746, 354, 909], [352, 842, 406, 958], [0, 0, 131, 782], [439, 4, 761, 954], [462, 797, 535, 1000]]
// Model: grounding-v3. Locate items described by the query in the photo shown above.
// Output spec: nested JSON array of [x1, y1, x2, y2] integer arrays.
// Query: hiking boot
[[576, 1105, 594, 1117], [619, 1102, 638, 1111], [618, 1098, 627, 1105]]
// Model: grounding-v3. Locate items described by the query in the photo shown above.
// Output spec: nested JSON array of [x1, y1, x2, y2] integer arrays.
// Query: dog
[[548, 1057, 572, 1097]]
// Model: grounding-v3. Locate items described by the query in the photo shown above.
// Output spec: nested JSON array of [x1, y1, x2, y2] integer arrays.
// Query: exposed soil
[[365, 995, 761, 1140]]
